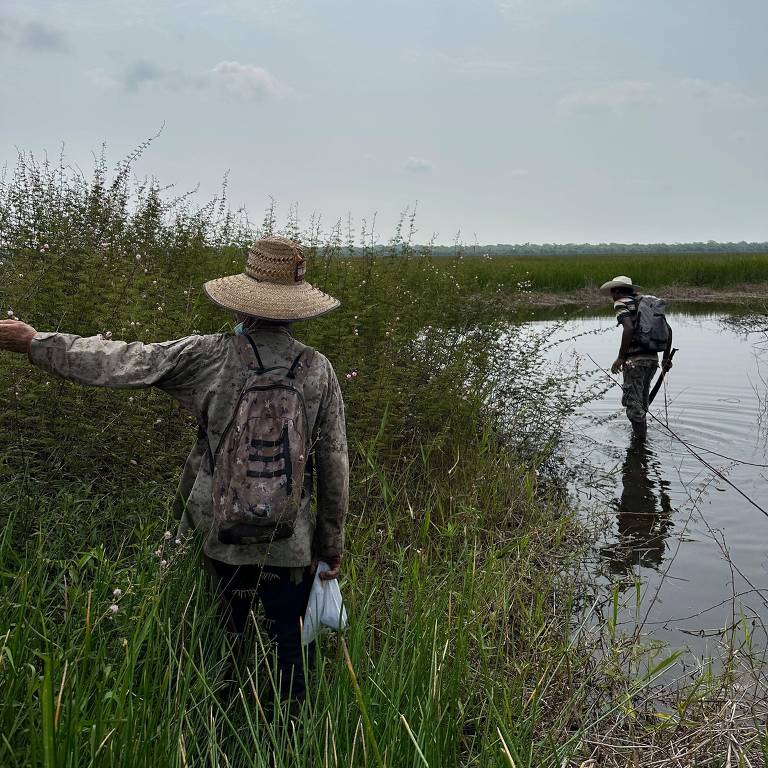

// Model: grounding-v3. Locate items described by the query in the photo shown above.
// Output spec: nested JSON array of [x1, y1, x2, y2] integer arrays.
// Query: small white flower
[[155, 549, 162, 557], [160, 560, 167, 568], [109, 604, 119, 614], [105, 331, 113, 340], [113, 587, 123, 598], [163, 531, 172, 540], [97, 333, 104, 340], [351, 371, 358, 378], [6, 310, 13, 317], [129, 459, 137, 465], [174, 538, 181, 545], [135, 254, 142, 261]]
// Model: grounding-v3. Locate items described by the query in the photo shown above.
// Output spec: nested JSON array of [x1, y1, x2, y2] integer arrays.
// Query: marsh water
[[533, 307, 768, 660]]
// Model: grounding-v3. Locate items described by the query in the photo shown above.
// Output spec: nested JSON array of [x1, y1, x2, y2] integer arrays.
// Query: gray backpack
[[212, 334, 315, 545], [634, 295, 669, 353]]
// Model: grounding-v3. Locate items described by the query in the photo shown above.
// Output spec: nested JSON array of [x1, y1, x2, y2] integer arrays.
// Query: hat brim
[[203, 273, 340, 321], [599, 280, 641, 294]]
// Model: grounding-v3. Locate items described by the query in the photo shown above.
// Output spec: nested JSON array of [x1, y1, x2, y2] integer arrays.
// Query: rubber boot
[[631, 419, 647, 441]]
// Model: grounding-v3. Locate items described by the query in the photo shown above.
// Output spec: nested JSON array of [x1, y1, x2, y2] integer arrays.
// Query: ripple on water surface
[[529, 310, 768, 657]]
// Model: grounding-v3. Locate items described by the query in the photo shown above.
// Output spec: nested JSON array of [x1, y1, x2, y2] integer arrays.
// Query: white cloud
[[404, 156, 432, 173], [210, 61, 283, 101], [676, 78, 755, 108], [560, 78, 756, 115], [560, 80, 656, 113], [91, 59, 284, 102], [86, 68, 120, 89]]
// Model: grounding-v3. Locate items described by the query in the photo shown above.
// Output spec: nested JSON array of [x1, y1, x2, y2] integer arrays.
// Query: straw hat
[[203, 236, 340, 321], [599, 275, 641, 294]]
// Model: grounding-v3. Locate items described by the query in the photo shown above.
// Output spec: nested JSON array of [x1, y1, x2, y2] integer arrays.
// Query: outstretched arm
[[1, 319, 213, 418]]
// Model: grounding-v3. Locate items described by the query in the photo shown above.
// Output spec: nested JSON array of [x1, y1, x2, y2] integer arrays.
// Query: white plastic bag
[[301, 561, 348, 646]]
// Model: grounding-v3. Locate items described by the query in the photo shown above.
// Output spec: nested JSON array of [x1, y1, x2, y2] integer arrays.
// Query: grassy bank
[[1, 148, 766, 766], [505, 252, 768, 294]]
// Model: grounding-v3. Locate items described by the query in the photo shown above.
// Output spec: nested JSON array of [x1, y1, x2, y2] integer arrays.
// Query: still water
[[536, 309, 768, 657]]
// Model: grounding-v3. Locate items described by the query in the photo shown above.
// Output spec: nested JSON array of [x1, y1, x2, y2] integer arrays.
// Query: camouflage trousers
[[621, 358, 658, 423]]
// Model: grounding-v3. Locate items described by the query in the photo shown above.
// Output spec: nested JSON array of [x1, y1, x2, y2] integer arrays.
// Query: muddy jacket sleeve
[[28, 332, 211, 418], [312, 362, 349, 560]]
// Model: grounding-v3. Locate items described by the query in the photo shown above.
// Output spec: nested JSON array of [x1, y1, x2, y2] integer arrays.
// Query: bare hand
[[611, 357, 625, 374], [311, 555, 342, 581], [662, 357, 673, 372], [0, 319, 37, 354]]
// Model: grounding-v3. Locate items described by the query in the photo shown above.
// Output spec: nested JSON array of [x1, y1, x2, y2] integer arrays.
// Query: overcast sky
[[1, 0, 766, 244]]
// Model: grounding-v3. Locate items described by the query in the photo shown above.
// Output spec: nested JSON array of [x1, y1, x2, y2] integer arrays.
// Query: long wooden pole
[[648, 347, 678, 405]]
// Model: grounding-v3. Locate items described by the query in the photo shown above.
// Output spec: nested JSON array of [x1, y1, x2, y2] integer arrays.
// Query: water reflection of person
[[602, 437, 674, 575]]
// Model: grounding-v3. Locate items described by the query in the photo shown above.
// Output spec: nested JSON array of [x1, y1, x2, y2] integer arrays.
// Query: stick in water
[[648, 347, 678, 405]]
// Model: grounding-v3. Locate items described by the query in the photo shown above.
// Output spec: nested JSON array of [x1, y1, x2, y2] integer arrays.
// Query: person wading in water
[[0, 236, 348, 710], [601, 275, 673, 440]]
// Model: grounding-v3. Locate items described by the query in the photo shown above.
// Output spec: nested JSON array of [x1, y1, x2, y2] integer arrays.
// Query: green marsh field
[[496, 251, 768, 294], [1, 152, 767, 766]]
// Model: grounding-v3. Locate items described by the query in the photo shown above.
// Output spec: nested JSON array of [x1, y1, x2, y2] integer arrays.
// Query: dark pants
[[207, 558, 314, 703]]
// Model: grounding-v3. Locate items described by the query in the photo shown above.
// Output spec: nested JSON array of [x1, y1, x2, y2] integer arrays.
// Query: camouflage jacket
[[28, 326, 348, 567]]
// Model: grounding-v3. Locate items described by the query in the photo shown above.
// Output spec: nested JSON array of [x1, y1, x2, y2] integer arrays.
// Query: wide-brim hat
[[599, 275, 641, 294], [203, 236, 340, 321]]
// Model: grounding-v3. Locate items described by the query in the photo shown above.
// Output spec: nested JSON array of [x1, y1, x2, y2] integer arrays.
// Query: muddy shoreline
[[515, 282, 768, 309]]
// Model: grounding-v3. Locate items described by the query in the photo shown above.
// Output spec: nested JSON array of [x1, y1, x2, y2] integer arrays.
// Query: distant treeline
[[424, 241, 768, 257]]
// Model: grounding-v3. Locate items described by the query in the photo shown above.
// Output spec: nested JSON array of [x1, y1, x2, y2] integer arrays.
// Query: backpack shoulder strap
[[287, 346, 316, 384], [234, 333, 265, 373]]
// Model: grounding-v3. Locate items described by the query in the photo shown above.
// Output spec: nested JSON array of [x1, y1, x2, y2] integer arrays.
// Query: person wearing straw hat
[[600, 275, 674, 440], [0, 235, 349, 707]]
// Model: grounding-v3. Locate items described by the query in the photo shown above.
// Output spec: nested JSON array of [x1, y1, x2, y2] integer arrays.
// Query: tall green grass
[[481, 252, 768, 294]]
